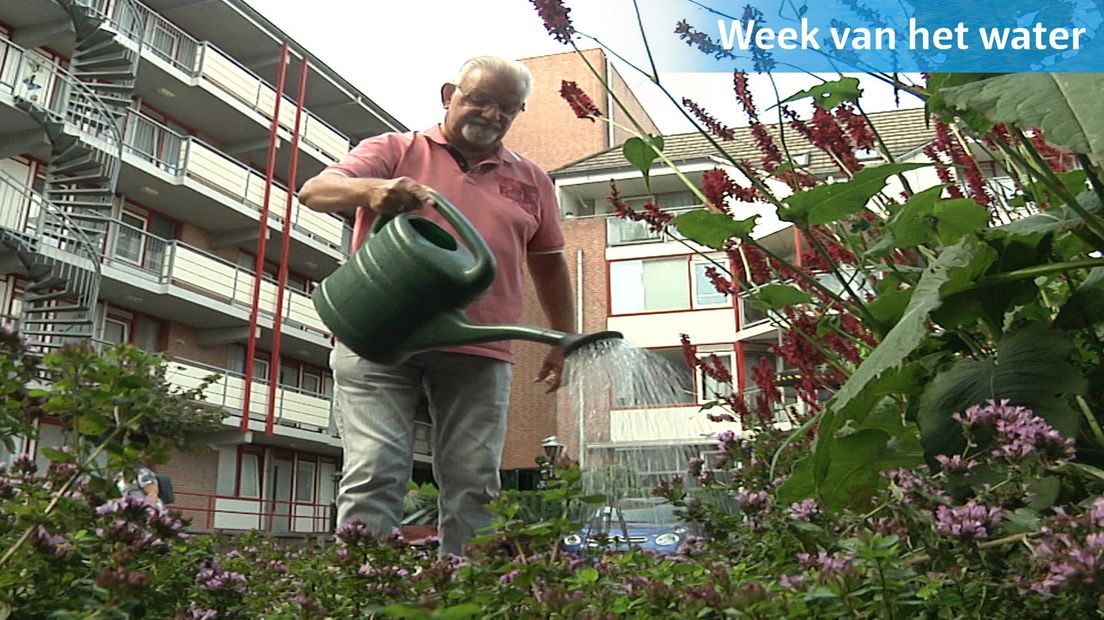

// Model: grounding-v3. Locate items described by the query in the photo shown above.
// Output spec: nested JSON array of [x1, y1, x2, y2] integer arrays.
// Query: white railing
[[115, 108, 346, 251], [166, 357, 332, 430], [83, 0, 350, 161]]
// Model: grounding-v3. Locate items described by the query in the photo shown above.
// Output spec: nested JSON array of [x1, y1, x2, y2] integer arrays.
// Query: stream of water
[[564, 338, 729, 501]]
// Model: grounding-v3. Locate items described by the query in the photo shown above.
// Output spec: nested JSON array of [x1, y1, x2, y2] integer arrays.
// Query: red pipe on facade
[[265, 58, 309, 436], [241, 42, 289, 432]]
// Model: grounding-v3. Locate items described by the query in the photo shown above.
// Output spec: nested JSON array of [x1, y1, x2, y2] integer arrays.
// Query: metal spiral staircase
[[2, 0, 137, 353]]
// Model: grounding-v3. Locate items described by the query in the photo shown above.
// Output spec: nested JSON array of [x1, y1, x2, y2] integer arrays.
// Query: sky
[[242, 0, 925, 135]]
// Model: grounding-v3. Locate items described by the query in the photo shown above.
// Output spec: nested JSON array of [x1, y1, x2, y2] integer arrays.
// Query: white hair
[[453, 56, 533, 100]]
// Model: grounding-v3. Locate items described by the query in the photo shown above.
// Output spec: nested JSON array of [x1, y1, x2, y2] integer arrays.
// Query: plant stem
[[960, 258, 1104, 291], [1013, 128, 1104, 244]]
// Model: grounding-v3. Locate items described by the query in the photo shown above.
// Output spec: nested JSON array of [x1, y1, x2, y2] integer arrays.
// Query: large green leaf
[[780, 77, 863, 110], [813, 239, 982, 487], [917, 322, 1086, 462], [942, 74, 1104, 157], [780, 163, 928, 226], [818, 429, 918, 511], [672, 209, 758, 249], [830, 238, 982, 416]]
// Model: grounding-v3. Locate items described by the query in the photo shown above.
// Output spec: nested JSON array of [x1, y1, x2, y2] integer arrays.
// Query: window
[[739, 294, 769, 328], [610, 257, 690, 314], [692, 260, 729, 308], [114, 211, 148, 265], [698, 351, 735, 403], [295, 460, 315, 503], [279, 363, 298, 388], [239, 452, 261, 498], [252, 359, 269, 382], [302, 372, 321, 394], [102, 316, 130, 345]]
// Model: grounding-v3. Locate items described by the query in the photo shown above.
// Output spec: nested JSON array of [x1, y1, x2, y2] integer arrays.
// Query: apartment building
[[545, 106, 939, 486], [0, 0, 410, 535]]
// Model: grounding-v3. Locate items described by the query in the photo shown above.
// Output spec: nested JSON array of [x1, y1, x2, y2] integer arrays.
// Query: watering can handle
[[425, 190, 496, 285]]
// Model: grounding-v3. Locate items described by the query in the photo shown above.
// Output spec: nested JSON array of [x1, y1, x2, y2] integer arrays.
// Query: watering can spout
[[395, 312, 623, 362]]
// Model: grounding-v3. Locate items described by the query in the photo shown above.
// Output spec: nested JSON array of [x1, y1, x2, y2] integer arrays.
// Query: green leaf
[[780, 163, 928, 226], [577, 567, 600, 583], [780, 77, 863, 110], [942, 74, 1104, 157], [76, 412, 110, 436], [622, 135, 664, 193], [752, 284, 813, 311], [831, 239, 982, 417], [1055, 288, 1104, 330], [891, 185, 946, 247], [1024, 476, 1060, 511], [672, 210, 758, 249], [931, 200, 990, 245], [917, 322, 1086, 461], [40, 447, 73, 464], [819, 429, 917, 511], [814, 240, 982, 487]]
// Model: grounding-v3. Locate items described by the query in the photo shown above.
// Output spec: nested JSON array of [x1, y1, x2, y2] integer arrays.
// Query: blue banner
[[650, 0, 1104, 72]]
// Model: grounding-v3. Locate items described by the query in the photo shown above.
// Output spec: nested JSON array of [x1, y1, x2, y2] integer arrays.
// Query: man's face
[[442, 67, 526, 153]]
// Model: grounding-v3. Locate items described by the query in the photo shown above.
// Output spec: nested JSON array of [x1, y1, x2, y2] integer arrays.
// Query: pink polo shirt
[[323, 125, 565, 362]]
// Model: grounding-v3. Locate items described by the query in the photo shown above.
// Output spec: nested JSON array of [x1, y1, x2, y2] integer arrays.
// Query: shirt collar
[[425, 124, 515, 167]]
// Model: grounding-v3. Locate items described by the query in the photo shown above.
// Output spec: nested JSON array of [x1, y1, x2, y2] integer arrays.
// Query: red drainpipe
[[265, 58, 309, 436], [241, 42, 289, 432]]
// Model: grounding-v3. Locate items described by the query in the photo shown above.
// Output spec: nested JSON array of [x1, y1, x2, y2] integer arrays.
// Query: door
[[266, 454, 293, 533]]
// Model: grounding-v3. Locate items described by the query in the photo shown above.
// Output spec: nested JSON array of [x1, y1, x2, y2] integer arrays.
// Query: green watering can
[[312, 189, 621, 365]]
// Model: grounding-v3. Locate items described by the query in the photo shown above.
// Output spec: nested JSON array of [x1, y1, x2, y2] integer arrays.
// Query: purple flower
[[934, 501, 1003, 540], [954, 400, 1074, 463], [787, 499, 820, 522], [934, 454, 978, 474], [778, 573, 807, 590], [687, 456, 705, 478], [500, 569, 522, 584], [184, 603, 219, 619], [716, 430, 737, 449], [195, 560, 246, 593]]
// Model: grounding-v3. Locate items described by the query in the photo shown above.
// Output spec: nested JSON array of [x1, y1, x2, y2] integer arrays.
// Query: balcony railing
[[84, 0, 351, 161], [119, 109, 348, 253], [173, 490, 333, 534], [606, 207, 695, 246], [167, 357, 332, 430]]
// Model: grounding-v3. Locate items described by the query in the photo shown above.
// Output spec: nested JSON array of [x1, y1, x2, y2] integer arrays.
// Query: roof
[[551, 106, 933, 177]]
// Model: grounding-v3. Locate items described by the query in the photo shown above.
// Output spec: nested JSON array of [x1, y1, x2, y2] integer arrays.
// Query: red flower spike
[[559, 81, 601, 121], [530, 0, 575, 44]]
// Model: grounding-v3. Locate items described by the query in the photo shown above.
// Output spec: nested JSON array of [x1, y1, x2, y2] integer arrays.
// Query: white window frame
[[696, 350, 735, 404], [691, 259, 730, 309]]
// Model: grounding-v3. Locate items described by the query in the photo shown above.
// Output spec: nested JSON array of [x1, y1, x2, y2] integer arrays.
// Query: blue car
[[561, 498, 696, 555]]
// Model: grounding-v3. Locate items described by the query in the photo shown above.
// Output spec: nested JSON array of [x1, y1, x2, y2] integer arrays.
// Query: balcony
[[81, 0, 351, 169], [116, 109, 350, 276], [167, 357, 332, 431], [606, 207, 694, 246]]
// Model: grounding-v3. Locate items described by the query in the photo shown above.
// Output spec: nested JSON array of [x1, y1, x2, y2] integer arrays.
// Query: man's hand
[[367, 177, 436, 214], [535, 347, 566, 393]]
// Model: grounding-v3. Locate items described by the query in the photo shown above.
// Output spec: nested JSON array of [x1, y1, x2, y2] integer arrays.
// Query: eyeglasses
[[453, 84, 526, 117]]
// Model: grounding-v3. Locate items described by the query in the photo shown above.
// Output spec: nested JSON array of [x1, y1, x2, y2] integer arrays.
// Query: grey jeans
[[329, 342, 512, 556]]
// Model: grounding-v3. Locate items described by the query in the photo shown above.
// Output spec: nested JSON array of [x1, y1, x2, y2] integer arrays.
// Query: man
[[299, 56, 574, 556]]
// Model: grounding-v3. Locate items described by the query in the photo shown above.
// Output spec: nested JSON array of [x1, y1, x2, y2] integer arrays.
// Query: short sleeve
[[324, 133, 406, 179]]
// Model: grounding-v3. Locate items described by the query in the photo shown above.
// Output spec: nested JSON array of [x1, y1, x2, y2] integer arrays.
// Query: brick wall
[[161, 447, 220, 529]]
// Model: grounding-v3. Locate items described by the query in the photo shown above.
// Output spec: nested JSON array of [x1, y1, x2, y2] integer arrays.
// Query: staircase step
[[26, 304, 89, 314], [21, 328, 92, 338], [22, 318, 93, 326], [25, 276, 69, 291], [73, 70, 136, 80], [22, 290, 75, 303], [78, 29, 118, 49], [25, 263, 53, 280], [22, 339, 65, 350]]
